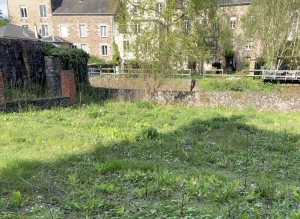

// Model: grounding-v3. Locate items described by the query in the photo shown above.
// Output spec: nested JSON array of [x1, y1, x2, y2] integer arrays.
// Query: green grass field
[[1, 102, 300, 218]]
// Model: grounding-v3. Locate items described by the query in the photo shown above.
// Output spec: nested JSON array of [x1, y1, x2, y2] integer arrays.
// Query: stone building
[[7, 0, 118, 61], [216, 0, 257, 70]]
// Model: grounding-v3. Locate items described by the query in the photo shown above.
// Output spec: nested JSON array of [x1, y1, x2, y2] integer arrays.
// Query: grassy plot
[[0, 102, 300, 218]]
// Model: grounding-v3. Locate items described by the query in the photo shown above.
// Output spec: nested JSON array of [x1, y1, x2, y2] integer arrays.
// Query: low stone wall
[[3, 97, 69, 111], [98, 88, 300, 112]]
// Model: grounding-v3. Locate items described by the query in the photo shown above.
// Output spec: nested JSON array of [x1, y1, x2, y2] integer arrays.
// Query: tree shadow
[[0, 113, 299, 218]]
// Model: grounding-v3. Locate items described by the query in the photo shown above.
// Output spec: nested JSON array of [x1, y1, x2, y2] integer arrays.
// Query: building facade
[[7, 0, 117, 61]]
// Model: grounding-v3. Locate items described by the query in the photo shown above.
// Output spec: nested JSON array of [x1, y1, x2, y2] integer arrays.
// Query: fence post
[[0, 71, 5, 109], [61, 70, 76, 105]]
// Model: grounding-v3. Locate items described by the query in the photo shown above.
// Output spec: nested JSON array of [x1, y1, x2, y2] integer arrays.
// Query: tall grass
[[0, 102, 299, 218], [198, 77, 282, 92]]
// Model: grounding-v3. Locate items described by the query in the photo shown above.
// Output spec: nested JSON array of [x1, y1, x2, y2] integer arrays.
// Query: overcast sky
[[0, 0, 8, 18]]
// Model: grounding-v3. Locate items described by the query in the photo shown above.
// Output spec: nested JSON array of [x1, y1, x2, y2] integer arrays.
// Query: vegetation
[[242, 0, 300, 69], [0, 18, 8, 28], [41, 42, 90, 88], [0, 102, 300, 218], [198, 78, 281, 93], [113, 0, 220, 92]]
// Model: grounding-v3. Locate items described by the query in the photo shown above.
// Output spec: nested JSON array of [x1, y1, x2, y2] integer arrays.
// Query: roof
[[216, 0, 252, 6], [42, 35, 72, 44], [51, 0, 118, 15], [0, 24, 37, 41]]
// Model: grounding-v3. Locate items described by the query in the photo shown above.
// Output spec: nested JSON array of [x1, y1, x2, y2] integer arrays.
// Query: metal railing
[[263, 70, 300, 81], [88, 67, 192, 78]]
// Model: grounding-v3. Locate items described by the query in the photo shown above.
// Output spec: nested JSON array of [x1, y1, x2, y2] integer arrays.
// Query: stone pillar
[[61, 70, 76, 105], [0, 72, 5, 108], [45, 56, 61, 96]]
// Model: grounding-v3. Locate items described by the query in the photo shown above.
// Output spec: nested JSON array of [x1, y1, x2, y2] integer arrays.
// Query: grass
[[0, 101, 300, 218]]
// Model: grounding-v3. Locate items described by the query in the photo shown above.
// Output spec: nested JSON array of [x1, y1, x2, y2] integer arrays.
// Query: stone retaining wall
[[98, 88, 300, 112]]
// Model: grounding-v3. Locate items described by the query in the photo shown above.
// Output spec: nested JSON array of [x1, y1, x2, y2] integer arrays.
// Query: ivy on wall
[[41, 42, 90, 87]]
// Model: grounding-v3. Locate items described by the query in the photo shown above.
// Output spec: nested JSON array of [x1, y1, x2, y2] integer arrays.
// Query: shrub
[[212, 62, 222, 69], [135, 126, 159, 141], [243, 61, 250, 69], [41, 42, 90, 88]]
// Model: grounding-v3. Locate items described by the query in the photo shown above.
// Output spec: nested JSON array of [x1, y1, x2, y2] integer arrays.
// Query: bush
[[243, 61, 250, 69], [199, 78, 281, 93], [212, 62, 222, 69], [41, 42, 90, 88], [88, 55, 106, 65]]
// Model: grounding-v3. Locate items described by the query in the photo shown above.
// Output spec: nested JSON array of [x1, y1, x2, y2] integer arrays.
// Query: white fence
[[88, 65, 192, 78]]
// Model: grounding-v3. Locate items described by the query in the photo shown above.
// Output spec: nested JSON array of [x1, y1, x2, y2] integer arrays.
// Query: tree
[[242, 0, 300, 69], [112, 0, 219, 93]]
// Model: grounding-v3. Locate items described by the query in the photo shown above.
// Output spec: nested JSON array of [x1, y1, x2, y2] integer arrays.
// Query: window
[[60, 25, 68, 37], [72, 44, 77, 49], [41, 25, 48, 36], [20, 6, 27, 18], [184, 20, 189, 33], [244, 57, 251, 61], [156, 3, 163, 16], [133, 5, 140, 16], [288, 31, 294, 41], [22, 25, 28, 29], [212, 22, 217, 30], [231, 38, 235, 49], [134, 23, 140, 33], [123, 41, 129, 53], [230, 16, 236, 29], [39, 5, 47, 18], [291, 10, 298, 24], [183, 1, 188, 12], [101, 45, 108, 56], [246, 38, 252, 50], [100, 25, 107, 37], [81, 44, 88, 52], [79, 25, 87, 37]]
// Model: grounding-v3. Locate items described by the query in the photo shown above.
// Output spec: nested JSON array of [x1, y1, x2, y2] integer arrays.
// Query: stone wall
[[0, 72, 4, 108], [45, 56, 61, 96], [97, 88, 300, 112], [0, 39, 45, 86], [51, 15, 114, 60]]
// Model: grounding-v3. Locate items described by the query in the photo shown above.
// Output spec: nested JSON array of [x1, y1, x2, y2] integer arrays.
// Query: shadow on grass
[[1, 113, 299, 218]]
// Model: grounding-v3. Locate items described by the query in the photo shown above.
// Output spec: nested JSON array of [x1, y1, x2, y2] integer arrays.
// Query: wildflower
[[222, 162, 228, 167], [190, 178, 195, 182]]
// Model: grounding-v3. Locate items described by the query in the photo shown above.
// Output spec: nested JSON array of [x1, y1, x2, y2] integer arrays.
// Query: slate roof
[[51, 0, 118, 15], [0, 24, 37, 41], [42, 35, 71, 44]]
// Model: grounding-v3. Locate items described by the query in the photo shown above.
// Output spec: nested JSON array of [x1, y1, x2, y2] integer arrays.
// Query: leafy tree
[[112, 0, 219, 93], [242, 0, 300, 69], [223, 48, 236, 71]]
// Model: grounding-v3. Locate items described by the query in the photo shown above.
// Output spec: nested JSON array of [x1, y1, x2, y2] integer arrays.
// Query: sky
[[0, 0, 8, 18]]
